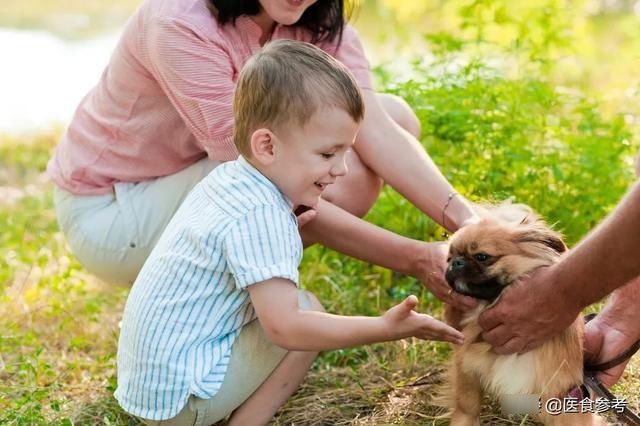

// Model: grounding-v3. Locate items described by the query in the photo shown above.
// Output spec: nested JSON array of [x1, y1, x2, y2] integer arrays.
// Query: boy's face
[[267, 107, 360, 208]]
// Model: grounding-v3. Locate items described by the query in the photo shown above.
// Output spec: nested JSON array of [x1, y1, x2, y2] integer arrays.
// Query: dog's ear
[[516, 223, 567, 254]]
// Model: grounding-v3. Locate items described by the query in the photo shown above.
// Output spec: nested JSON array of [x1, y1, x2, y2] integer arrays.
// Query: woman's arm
[[247, 278, 464, 352], [298, 88, 480, 309], [301, 199, 478, 310], [331, 25, 477, 231], [355, 90, 478, 232]]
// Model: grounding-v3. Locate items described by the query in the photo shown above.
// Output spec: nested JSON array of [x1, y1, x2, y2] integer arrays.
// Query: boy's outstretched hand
[[382, 295, 465, 345]]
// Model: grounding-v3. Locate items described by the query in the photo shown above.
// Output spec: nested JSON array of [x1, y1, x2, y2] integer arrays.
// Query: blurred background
[[1, 0, 639, 132]]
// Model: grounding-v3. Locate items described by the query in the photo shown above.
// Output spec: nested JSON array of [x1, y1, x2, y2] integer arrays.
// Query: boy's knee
[[377, 93, 421, 138], [299, 290, 325, 313]]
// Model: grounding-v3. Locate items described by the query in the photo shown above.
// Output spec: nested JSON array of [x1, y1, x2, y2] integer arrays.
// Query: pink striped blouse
[[47, 0, 372, 195]]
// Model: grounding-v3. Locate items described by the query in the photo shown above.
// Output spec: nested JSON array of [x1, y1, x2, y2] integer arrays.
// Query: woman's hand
[[382, 295, 464, 344], [413, 242, 478, 310]]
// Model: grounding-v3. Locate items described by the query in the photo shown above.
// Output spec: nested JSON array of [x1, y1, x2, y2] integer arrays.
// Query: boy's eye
[[321, 153, 335, 159]]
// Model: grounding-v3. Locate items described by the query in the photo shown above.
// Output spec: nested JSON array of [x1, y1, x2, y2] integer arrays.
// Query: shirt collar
[[236, 155, 294, 210]]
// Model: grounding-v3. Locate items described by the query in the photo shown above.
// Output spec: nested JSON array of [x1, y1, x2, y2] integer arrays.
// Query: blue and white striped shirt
[[115, 156, 302, 420]]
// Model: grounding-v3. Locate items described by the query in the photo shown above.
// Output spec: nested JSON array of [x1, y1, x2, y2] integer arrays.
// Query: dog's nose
[[451, 257, 466, 271]]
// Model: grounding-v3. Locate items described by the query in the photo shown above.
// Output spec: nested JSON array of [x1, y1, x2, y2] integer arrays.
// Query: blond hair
[[233, 40, 364, 157]]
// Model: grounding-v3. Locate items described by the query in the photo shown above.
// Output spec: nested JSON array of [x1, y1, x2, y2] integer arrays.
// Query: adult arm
[[478, 180, 640, 354], [355, 90, 478, 231], [302, 198, 478, 309], [329, 24, 477, 230]]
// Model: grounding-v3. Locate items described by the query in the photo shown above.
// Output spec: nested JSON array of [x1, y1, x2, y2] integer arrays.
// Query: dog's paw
[[450, 410, 481, 426]]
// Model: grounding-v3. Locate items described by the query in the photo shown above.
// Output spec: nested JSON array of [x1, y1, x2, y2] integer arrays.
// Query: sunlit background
[[1, 0, 639, 132]]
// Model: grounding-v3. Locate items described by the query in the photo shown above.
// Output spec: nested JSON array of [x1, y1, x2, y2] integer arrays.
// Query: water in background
[[0, 28, 120, 133], [0, 3, 430, 134]]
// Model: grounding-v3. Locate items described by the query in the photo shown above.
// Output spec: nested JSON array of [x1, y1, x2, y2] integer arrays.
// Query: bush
[[379, 59, 636, 244]]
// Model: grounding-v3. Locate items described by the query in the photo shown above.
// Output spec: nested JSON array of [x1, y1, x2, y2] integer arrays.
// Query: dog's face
[[445, 213, 566, 301]]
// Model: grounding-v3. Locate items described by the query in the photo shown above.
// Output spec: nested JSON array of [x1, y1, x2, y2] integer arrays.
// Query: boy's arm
[[247, 278, 464, 352]]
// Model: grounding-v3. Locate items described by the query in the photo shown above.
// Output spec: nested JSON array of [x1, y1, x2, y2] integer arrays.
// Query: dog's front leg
[[450, 354, 483, 426]]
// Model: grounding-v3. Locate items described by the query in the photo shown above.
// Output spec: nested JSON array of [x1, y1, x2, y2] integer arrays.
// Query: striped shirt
[[114, 156, 302, 420], [47, 0, 372, 196]]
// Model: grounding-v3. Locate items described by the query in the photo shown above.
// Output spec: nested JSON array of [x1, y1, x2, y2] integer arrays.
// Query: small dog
[[441, 204, 599, 426]]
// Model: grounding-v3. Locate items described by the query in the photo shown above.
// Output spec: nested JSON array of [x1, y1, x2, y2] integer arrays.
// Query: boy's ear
[[250, 128, 276, 165]]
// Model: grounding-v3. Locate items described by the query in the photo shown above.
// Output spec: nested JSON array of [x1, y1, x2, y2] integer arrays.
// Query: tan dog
[[441, 204, 599, 426]]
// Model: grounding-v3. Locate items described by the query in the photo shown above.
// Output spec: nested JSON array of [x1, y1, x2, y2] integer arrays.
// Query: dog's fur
[[440, 204, 599, 426]]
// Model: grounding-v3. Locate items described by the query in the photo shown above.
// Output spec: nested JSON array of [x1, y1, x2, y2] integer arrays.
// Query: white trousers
[[54, 158, 219, 285], [139, 291, 313, 426]]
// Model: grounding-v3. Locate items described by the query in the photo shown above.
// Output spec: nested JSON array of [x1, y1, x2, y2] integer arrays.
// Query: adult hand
[[478, 266, 581, 355], [294, 205, 317, 229], [583, 277, 640, 387], [583, 316, 635, 387], [415, 241, 477, 310]]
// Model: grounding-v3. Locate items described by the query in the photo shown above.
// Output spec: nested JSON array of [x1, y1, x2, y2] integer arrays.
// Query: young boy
[[115, 40, 464, 426]]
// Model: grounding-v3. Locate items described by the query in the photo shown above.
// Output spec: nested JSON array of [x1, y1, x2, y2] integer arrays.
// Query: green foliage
[[382, 59, 636, 244]]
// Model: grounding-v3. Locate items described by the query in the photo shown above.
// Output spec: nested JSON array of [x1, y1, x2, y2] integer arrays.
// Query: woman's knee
[[377, 93, 421, 138], [321, 151, 383, 218]]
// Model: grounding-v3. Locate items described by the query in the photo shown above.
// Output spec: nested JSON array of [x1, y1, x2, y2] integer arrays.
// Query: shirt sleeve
[[323, 24, 373, 91], [145, 17, 238, 161], [223, 205, 302, 289]]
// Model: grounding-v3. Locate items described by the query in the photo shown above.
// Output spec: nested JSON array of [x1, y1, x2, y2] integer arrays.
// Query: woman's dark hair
[[208, 0, 352, 44]]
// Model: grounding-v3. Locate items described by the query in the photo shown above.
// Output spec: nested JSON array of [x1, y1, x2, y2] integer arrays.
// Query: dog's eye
[[473, 253, 490, 262]]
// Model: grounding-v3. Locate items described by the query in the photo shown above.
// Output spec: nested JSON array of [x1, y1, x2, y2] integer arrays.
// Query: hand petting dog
[[478, 266, 582, 355], [416, 241, 478, 311]]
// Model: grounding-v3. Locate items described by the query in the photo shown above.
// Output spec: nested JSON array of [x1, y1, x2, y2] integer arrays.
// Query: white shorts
[[138, 291, 314, 426], [53, 158, 220, 285]]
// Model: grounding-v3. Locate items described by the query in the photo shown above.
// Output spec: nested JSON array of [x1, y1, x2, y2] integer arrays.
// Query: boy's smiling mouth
[[314, 181, 331, 190]]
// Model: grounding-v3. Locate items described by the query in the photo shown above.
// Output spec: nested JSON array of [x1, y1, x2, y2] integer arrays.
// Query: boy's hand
[[383, 295, 464, 345]]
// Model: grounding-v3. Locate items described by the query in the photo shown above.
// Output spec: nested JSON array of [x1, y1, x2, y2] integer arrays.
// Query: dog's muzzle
[[445, 258, 505, 301]]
